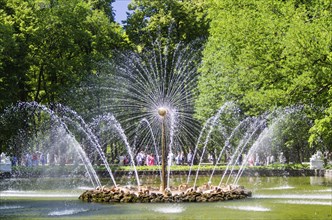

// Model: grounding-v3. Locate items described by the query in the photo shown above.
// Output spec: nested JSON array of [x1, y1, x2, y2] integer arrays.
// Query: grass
[[97, 162, 312, 172], [6, 162, 330, 177]]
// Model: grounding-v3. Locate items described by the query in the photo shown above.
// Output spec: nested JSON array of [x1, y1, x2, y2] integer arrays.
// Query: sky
[[113, 0, 132, 24]]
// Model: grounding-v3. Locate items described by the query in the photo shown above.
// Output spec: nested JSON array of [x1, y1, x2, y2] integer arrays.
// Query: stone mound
[[79, 184, 252, 203]]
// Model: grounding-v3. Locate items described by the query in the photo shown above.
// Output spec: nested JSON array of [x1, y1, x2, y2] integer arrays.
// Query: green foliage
[[268, 111, 313, 163], [309, 106, 332, 151], [265, 163, 310, 170], [8, 163, 324, 177], [0, 0, 32, 108], [0, 0, 127, 151], [197, 0, 332, 118], [124, 0, 209, 49], [104, 164, 229, 172], [197, 0, 332, 151], [0, 0, 126, 108], [1, 0, 331, 164]]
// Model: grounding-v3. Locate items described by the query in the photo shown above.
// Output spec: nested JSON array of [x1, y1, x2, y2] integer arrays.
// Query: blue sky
[[113, 0, 132, 24]]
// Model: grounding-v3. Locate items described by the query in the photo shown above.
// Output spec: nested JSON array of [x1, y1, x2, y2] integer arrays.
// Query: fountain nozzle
[[158, 107, 167, 117]]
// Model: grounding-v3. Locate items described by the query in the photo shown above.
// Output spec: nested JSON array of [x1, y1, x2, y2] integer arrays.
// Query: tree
[[0, 0, 32, 110], [0, 0, 127, 153], [0, 0, 126, 108], [309, 106, 332, 152], [124, 0, 209, 49], [270, 111, 313, 163], [197, 0, 331, 118], [197, 0, 331, 154]]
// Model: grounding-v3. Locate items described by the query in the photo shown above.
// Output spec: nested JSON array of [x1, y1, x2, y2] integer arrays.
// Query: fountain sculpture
[[310, 151, 324, 170], [79, 105, 251, 203], [3, 40, 305, 203], [75, 40, 256, 203], [158, 107, 168, 193]]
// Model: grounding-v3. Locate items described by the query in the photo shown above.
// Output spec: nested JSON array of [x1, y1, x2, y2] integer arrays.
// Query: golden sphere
[[158, 107, 167, 117]]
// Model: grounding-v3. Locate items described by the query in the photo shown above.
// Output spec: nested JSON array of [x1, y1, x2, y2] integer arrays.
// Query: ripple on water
[[0, 205, 24, 210], [77, 186, 94, 190], [277, 200, 332, 206], [314, 189, 332, 192], [253, 194, 332, 200], [151, 205, 186, 214], [48, 208, 89, 216], [1, 190, 78, 198], [223, 205, 271, 212], [263, 185, 295, 190]]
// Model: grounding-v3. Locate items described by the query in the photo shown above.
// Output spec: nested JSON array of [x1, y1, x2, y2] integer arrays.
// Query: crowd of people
[[1, 151, 70, 167], [117, 152, 158, 166], [117, 151, 195, 166], [247, 153, 278, 166], [2, 149, 331, 168], [8, 151, 48, 167]]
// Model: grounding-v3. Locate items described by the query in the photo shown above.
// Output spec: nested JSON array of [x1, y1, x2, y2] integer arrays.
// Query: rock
[[178, 183, 190, 191], [78, 184, 251, 204]]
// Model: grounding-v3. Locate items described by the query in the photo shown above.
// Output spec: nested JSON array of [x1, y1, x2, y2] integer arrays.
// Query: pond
[[0, 176, 331, 219]]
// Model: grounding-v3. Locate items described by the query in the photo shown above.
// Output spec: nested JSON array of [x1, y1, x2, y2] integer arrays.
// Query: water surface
[[1, 176, 331, 219]]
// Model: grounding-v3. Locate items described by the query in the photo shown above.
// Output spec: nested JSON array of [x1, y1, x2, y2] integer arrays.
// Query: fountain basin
[[78, 185, 251, 203]]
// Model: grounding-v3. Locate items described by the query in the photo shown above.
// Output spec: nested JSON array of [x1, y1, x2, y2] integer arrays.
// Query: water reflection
[[310, 176, 332, 185]]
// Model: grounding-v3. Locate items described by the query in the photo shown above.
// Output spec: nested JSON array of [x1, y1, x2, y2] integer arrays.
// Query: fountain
[[78, 103, 252, 203], [0, 41, 319, 204], [74, 39, 257, 203], [76, 105, 305, 203], [0, 40, 331, 218]]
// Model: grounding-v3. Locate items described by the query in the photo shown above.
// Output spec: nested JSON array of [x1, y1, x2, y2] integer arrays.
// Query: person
[[279, 152, 286, 164], [167, 152, 174, 165], [32, 152, 38, 166], [265, 154, 270, 165], [208, 154, 213, 163], [255, 153, 260, 166], [238, 154, 243, 165], [118, 155, 124, 165], [175, 152, 182, 165], [248, 156, 254, 166], [136, 151, 144, 166], [146, 154, 154, 166], [40, 153, 46, 166], [324, 151, 329, 166], [270, 155, 275, 164], [46, 153, 50, 165], [0, 152, 5, 162], [11, 155, 17, 166], [124, 155, 129, 165], [25, 152, 32, 167], [180, 152, 185, 165], [187, 151, 193, 165]]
